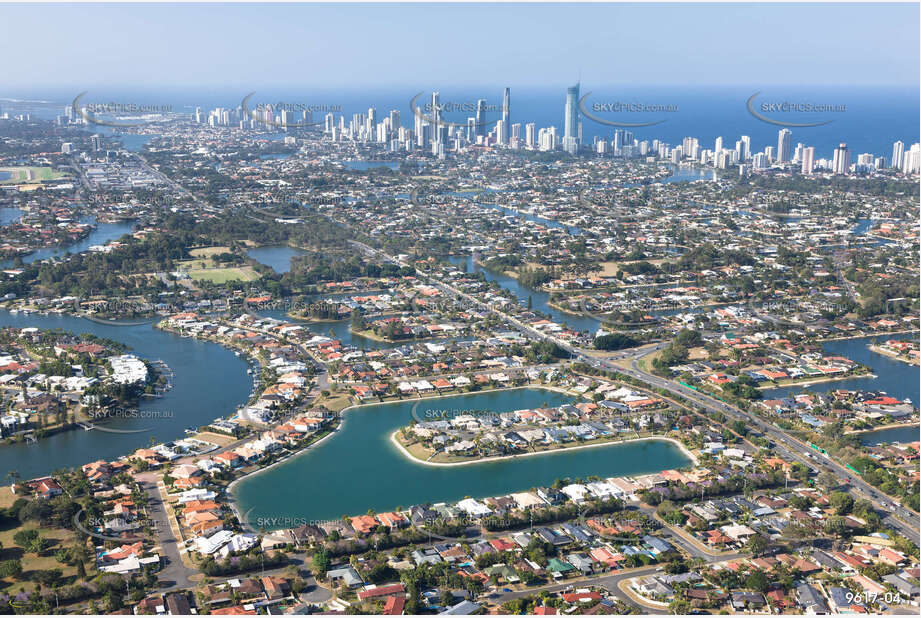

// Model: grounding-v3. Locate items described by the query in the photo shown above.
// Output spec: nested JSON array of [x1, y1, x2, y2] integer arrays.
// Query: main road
[[348, 240, 920, 546]]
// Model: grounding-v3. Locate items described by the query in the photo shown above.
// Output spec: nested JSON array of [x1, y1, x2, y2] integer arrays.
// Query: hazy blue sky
[[1, 2, 918, 89]]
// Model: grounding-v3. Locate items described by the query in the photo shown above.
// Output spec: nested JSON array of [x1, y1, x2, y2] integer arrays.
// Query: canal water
[[232, 387, 692, 525], [258, 308, 399, 351], [246, 245, 306, 274], [0, 207, 22, 225], [858, 425, 920, 446], [0, 217, 135, 268], [0, 310, 252, 480], [762, 334, 920, 405], [448, 255, 602, 334]]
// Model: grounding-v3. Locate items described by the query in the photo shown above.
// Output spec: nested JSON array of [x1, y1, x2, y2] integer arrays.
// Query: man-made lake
[[763, 334, 920, 405], [0, 310, 252, 480], [232, 388, 692, 525], [246, 245, 306, 274]]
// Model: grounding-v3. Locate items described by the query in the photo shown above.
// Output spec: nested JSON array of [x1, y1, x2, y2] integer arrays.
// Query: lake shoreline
[[389, 431, 698, 468]]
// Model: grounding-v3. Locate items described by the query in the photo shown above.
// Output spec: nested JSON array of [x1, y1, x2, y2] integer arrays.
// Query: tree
[[669, 599, 691, 615], [0, 559, 22, 579], [746, 534, 768, 556], [817, 471, 840, 490], [312, 548, 330, 577], [745, 570, 768, 593], [825, 516, 848, 537], [829, 491, 854, 515]]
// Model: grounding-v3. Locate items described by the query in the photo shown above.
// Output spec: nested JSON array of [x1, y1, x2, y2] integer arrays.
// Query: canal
[[0, 217, 135, 269], [762, 333, 920, 405], [448, 255, 602, 334], [0, 310, 252, 480], [857, 424, 920, 446]]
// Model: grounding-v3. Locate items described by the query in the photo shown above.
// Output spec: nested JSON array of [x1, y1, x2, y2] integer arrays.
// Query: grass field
[[0, 166, 69, 185], [189, 245, 231, 258], [185, 266, 261, 283], [0, 521, 83, 590]]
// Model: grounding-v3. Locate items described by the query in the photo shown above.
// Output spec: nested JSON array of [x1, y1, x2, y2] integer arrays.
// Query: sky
[[0, 2, 918, 91]]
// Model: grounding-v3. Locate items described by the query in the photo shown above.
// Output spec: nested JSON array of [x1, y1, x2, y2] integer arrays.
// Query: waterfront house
[[350, 515, 379, 535]]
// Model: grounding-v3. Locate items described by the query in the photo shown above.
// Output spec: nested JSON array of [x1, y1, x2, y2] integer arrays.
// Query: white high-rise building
[[777, 129, 793, 163], [682, 137, 699, 160], [856, 153, 874, 171], [740, 135, 751, 160], [496, 120, 507, 145], [832, 143, 850, 174], [801, 147, 815, 174], [902, 143, 921, 174], [525, 123, 536, 147], [891, 140, 905, 169]]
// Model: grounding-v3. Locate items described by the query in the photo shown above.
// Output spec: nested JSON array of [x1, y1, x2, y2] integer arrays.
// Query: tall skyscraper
[[475, 99, 487, 138], [740, 135, 751, 160], [563, 83, 580, 153], [501, 87, 510, 144], [891, 140, 905, 169], [714, 136, 723, 156], [801, 146, 815, 174], [367, 107, 377, 138], [91, 134, 101, 151], [832, 143, 850, 174], [389, 110, 400, 133], [431, 92, 441, 144], [777, 129, 792, 163]]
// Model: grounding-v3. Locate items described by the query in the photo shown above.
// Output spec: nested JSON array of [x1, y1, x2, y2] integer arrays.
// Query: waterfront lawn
[[192, 431, 238, 447], [316, 391, 353, 413]]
